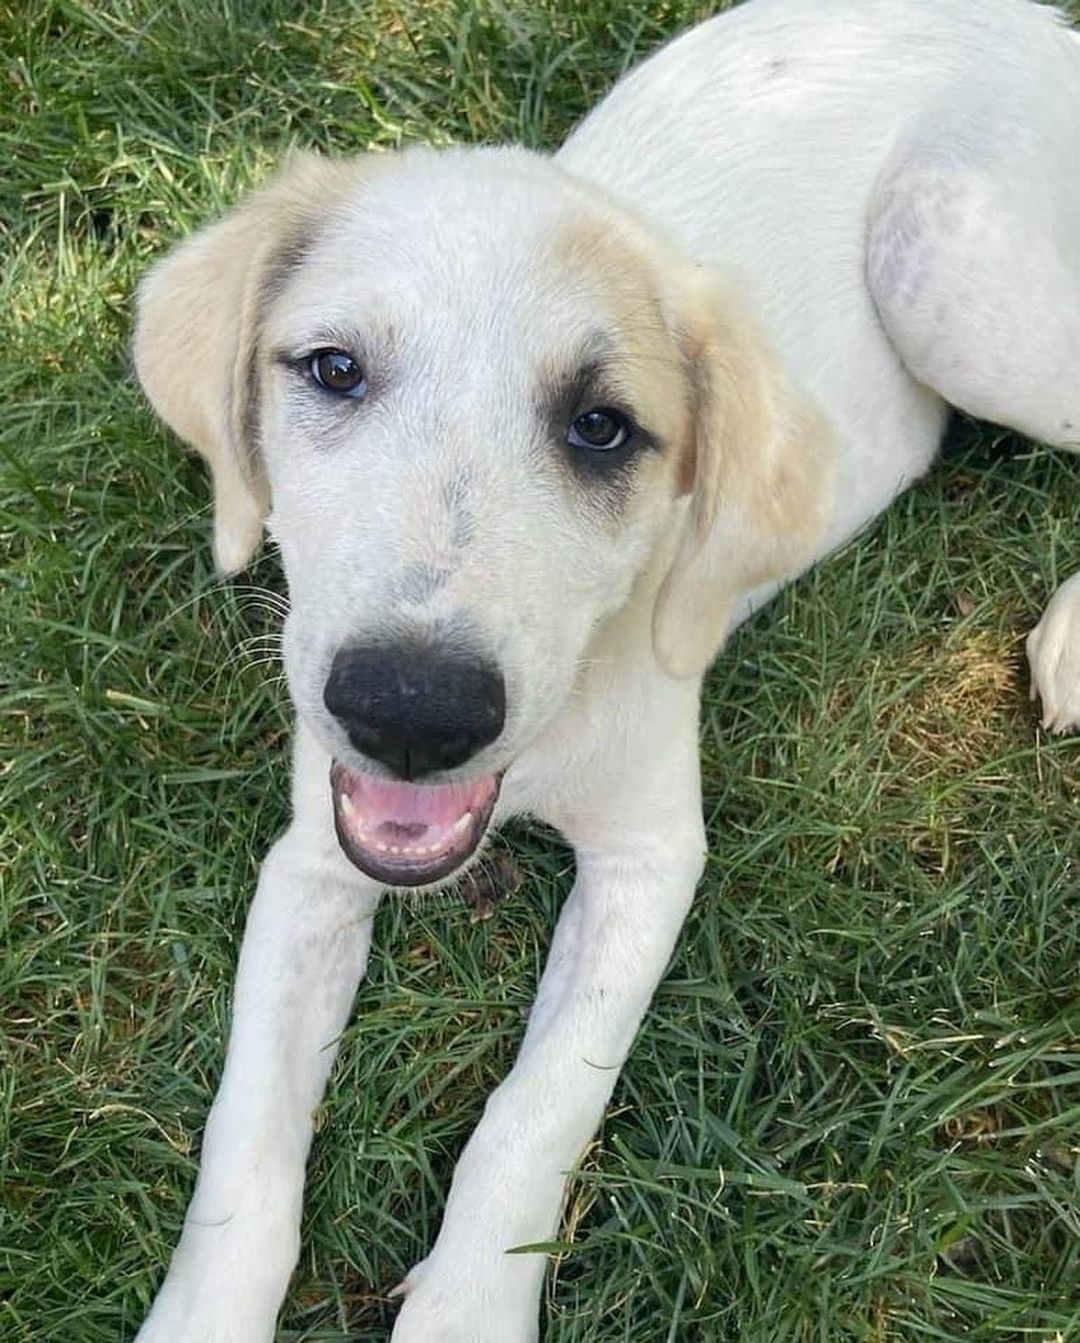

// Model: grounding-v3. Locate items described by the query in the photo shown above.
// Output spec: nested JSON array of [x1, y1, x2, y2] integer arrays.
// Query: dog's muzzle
[[330, 761, 501, 886], [323, 637, 506, 884]]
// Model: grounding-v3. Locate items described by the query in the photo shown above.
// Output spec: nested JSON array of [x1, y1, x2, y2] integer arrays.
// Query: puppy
[[132, 0, 1080, 1337]]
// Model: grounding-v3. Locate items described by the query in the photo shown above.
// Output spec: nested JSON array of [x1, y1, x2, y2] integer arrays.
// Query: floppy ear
[[652, 273, 836, 678], [133, 152, 362, 572]]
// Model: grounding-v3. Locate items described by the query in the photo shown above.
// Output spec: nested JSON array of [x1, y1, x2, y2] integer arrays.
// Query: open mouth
[[330, 761, 501, 887]]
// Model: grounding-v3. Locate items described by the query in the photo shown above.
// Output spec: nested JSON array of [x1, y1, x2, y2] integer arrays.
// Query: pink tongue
[[332, 762, 501, 878], [349, 773, 494, 827]]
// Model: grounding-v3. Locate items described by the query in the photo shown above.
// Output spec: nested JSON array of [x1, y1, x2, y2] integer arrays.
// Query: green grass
[[3, 1, 1080, 1339]]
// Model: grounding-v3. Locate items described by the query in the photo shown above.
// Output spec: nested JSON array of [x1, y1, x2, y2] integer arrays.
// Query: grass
[[2, 1, 1080, 1339]]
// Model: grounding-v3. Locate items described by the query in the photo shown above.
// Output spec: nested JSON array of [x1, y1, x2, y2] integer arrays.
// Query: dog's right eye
[[308, 349, 367, 398]]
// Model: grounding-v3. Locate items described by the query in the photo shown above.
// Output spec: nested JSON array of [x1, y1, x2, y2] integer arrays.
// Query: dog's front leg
[[137, 725, 381, 1343], [392, 692, 706, 1343]]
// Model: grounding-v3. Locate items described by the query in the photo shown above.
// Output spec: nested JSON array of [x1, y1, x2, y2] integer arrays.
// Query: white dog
[[131, 0, 1080, 1337]]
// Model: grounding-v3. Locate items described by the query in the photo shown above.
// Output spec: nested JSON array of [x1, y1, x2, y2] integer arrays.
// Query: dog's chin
[[330, 761, 502, 888]]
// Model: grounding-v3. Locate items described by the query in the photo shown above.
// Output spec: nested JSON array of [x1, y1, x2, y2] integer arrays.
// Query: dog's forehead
[[271, 149, 662, 351], [345, 149, 568, 250], [328, 149, 590, 269]]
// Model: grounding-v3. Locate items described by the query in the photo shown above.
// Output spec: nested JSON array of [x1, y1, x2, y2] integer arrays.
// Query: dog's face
[[261, 152, 691, 881], [135, 148, 832, 886]]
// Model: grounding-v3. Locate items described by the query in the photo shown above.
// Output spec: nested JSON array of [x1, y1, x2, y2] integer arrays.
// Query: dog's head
[[135, 148, 832, 885]]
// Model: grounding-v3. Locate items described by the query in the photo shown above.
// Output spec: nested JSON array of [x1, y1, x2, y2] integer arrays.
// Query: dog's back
[[561, 0, 1080, 559]]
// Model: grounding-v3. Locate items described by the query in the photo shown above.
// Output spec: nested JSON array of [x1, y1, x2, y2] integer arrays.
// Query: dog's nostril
[[324, 640, 505, 780]]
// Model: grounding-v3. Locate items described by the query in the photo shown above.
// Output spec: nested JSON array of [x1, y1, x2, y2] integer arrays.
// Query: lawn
[[2, 1, 1079, 1340]]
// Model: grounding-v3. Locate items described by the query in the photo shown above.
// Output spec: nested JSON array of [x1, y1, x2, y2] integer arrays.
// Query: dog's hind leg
[[867, 107, 1080, 449], [867, 55, 1080, 729]]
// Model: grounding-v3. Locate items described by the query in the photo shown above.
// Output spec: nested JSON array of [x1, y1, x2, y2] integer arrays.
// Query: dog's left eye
[[308, 348, 367, 398], [567, 408, 632, 452]]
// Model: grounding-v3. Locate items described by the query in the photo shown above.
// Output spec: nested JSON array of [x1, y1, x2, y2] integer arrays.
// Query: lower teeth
[[337, 794, 477, 862]]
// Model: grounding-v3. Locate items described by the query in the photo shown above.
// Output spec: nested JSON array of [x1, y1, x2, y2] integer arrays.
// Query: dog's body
[[132, 1, 1080, 1338]]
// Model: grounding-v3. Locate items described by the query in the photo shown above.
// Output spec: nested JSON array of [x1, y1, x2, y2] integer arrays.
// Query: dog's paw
[[390, 1301, 539, 1343], [1027, 572, 1080, 734], [133, 1232, 291, 1343], [389, 1256, 541, 1343], [135, 1294, 275, 1343]]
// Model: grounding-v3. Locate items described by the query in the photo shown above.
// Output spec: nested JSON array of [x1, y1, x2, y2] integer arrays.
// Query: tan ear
[[652, 274, 836, 678], [133, 152, 364, 572]]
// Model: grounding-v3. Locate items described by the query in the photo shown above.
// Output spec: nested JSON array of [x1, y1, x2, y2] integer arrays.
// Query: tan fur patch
[[652, 269, 838, 677], [133, 152, 387, 572], [549, 211, 693, 496]]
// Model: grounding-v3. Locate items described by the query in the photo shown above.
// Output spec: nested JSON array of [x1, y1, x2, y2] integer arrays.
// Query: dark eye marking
[[308, 348, 367, 398], [537, 348, 659, 484]]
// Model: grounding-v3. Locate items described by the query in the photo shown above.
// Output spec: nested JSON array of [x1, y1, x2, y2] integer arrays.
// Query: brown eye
[[309, 348, 367, 398], [568, 407, 631, 452]]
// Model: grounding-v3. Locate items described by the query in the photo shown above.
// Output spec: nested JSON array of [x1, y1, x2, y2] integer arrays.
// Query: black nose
[[323, 641, 506, 780]]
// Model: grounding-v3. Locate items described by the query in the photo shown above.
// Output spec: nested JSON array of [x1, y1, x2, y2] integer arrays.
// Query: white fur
[[1027, 571, 1080, 733], [132, 1, 1080, 1339]]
